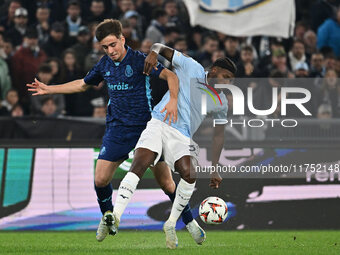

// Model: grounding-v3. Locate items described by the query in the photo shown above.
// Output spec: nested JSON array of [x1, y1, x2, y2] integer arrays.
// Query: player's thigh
[[162, 123, 199, 177], [134, 118, 163, 166], [95, 125, 146, 186], [95, 159, 124, 187], [151, 161, 175, 194]]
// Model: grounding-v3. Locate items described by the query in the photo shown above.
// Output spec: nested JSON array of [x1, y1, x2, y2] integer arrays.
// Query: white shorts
[[135, 118, 199, 171]]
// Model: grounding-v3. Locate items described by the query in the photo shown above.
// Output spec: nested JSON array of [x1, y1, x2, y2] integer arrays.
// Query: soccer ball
[[199, 197, 228, 224]]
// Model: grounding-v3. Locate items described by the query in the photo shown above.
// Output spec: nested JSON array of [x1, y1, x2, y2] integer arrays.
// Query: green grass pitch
[[0, 230, 339, 255]]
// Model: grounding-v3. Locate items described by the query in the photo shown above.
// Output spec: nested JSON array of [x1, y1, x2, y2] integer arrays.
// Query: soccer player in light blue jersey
[[27, 20, 203, 244], [112, 43, 237, 249]]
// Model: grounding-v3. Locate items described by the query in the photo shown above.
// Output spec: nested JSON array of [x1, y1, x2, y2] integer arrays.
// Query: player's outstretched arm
[[209, 124, 225, 189], [143, 43, 174, 75], [27, 78, 90, 96]]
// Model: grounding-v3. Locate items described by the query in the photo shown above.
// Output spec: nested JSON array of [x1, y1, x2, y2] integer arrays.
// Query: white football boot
[[96, 211, 120, 242], [163, 220, 178, 249], [186, 219, 206, 245]]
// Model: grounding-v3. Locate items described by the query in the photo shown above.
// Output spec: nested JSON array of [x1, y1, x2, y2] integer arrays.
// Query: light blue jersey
[[152, 50, 228, 138]]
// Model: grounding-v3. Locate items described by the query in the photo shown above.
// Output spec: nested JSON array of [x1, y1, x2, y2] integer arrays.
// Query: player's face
[[100, 35, 126, 62], [209, 66, 234, 85]]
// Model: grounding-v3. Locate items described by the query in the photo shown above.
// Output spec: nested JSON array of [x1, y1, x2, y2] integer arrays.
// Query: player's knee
[[130, 149, 156, 179], [94, 175, 110, 187]]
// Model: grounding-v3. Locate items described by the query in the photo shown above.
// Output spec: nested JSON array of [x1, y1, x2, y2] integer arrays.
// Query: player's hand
[[143, 51, 158, 76], [26, 78, 50, 96], [209, 171, 222, 189], [161, 98, 178, 125]]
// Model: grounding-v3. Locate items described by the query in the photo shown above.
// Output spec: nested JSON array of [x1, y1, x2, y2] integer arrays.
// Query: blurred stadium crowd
[[0, 0, 340, 119]]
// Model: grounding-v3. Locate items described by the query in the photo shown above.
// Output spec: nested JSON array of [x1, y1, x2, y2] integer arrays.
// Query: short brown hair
[[95, 19, 122, 42]]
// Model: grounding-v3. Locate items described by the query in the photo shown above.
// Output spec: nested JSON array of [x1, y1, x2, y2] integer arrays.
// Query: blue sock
[[166, 187, 193, 225], [95, 183, 113, 215]]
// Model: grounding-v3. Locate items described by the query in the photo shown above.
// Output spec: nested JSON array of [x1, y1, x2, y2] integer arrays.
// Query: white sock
[[168, 178, 195, 225], [113, 172, 140, 220]]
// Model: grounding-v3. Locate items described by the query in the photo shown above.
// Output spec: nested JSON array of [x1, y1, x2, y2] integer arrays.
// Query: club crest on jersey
[[125, 65, 133, 77]]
